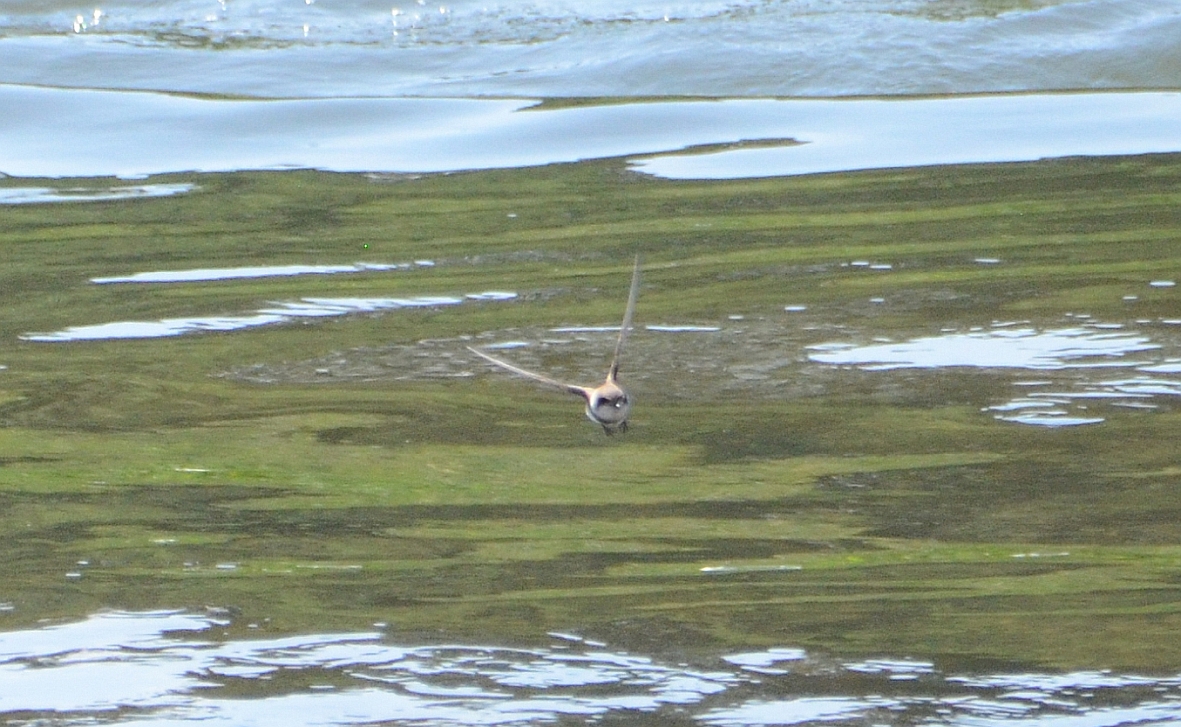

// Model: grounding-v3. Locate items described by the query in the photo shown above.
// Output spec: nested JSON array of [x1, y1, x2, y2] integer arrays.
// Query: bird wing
[[467, 346, 591, 400], [608, 254, 641, 383]]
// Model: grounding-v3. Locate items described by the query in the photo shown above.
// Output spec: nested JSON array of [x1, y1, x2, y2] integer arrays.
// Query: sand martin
[[468, 256, 641, 434]]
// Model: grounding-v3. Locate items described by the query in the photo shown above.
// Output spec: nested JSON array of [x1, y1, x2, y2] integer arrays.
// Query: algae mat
[[2, 156, 1181, 670]]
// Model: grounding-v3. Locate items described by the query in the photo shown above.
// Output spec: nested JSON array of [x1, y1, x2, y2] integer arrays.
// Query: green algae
[[2, 154, 1181, 669]]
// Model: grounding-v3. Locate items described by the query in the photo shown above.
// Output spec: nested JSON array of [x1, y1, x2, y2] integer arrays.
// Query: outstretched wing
[[467, 346, 591, 400], [608, 254, 641, 383]]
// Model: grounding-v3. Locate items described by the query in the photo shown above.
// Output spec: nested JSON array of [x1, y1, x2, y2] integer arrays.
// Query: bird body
[[468, 256, 641, 434]]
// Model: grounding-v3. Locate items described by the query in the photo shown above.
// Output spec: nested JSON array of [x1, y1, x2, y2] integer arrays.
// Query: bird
[[468, 255, 641, 435]]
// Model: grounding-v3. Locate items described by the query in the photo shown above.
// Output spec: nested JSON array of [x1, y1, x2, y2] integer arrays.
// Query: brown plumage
[[468, 255, 641, 434]]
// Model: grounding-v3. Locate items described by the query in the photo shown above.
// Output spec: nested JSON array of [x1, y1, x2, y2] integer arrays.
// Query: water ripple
[[807, 326, 1159, 372], [4, 611, 1181, 726], [808, 321, 1181, 427], [22, 293, 517, 342], [1, 0, 1178, 98]]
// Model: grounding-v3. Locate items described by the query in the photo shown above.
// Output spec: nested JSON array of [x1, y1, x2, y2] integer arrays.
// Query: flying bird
[[468, 256, 642, 434]]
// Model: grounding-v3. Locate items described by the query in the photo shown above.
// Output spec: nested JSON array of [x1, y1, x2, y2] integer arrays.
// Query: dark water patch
[[0, 483, 865, 574], [846, 461, 1181, 545], [0, 455, 60, 466], [1, 483, 856, 526], [0, 483, 288, 522], [847, 559, 1092, 583], [315, 425, 372, 444], [694, 416, 821, 463]]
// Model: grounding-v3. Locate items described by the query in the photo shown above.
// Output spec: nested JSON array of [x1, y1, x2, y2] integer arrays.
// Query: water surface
[[22, 292, 517, 341], [0, 182, 196, 204], [1, 0, 1178, 98], [5, 610, 1181, 726], [4, 42, 1181, 725], [4, 86, 1181, 178], [2, 1, 1181, 726], [91, 261, 433, 284]]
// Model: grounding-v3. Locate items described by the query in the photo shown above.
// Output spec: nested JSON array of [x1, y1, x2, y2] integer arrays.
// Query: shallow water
[[91, 261, 434, 284], [22, 292, 517, 341], [5, 610, 1181, 726], [0, 182, 196, 204], [3, 0, 1179, 185], [3, 4, 1181, 727], [5, 87, 1181, 179], [216, 309, 1181, 429], [1, 0, 1178, 98], [807, 325, 1160, 371], [4, 49, 1181, 721]]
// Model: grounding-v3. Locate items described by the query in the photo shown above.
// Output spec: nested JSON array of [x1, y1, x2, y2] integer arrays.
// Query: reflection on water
[[806, 326, 1159, 371], [986, 399, 1109, 427], [4, 87, 1181, 180], [809, 321, 1181, 427], [987, 375, 1181, 427], [0, 183, 195, 204], [0, 610, 734, 722], [92, 261, 435, 284], [630, 91, 1181, 179], [645, 325, 723, 333], [0, 0, 1177, 99], [21, 292, 517, 342], [3, 610, 1181, 726]]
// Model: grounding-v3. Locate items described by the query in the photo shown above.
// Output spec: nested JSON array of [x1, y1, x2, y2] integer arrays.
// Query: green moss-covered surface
[[2, 154, 1181, 669]]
